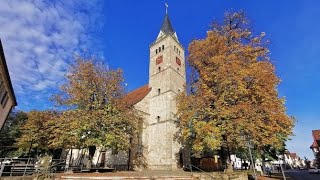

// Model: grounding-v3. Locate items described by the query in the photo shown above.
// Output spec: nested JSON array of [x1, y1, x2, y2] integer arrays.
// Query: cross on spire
[[165, 2, 168, 14]]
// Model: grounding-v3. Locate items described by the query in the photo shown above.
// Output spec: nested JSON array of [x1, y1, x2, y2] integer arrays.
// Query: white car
[[308, 168, 320, 174]]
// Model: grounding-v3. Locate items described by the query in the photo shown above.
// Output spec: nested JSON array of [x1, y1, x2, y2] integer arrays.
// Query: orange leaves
[[53, 57, 125, 110], [176, 11, 294, 154], [17, 110, 57, 149], [48, 56, 141, 150]]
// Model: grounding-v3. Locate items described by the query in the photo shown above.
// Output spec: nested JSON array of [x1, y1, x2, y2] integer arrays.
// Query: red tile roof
[[312, 130, 320, 141], [290, 153, 297, 159], [310, 141, 318, 148], [310, 130, 320, 149], [123, 84, 151, 106]]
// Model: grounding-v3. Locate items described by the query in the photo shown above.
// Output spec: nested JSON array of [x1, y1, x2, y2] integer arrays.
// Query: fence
[[0, 157, 67, 177]]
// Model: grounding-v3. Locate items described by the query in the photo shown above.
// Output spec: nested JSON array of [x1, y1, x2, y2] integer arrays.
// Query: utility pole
[[279, 155, 287, 180], [248, 145, 257, 180]]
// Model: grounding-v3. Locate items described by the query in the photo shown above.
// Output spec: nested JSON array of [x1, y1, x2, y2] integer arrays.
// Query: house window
[[157, 116, 160, 122], [0, 86, 4, 101], [156, 49, 158, 54], [158, 88, 161, 95], [1, 94, 8, 108], [1, 91, 8, 107], [0, 85, 6, 101], [162, 45, 164, 50], [159, 47, 161, 52]]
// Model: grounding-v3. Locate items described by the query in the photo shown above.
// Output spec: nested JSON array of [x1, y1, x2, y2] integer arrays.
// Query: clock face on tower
[[156, 55, 163, 65], [176, 57, 181, 66]]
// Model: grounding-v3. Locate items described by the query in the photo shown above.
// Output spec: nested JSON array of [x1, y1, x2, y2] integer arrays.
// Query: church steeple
[[160, 14, 175, 35], [156, 4, 178, 41], [146, 3, 186, 170]]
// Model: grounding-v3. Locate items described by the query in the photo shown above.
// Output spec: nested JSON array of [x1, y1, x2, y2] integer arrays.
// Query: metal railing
[[0, 157, 67, 177], [188, 164, 215, 179]]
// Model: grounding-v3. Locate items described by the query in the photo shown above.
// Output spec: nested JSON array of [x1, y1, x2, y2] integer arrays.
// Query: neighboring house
[[283, 151, 304, 168], [310, 130, 320, 157], [64, 9, 187, 170], [0, 39, 17, 130]]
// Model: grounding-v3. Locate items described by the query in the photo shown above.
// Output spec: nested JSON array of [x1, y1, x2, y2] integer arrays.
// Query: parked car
[[308, 167, 320, 174]]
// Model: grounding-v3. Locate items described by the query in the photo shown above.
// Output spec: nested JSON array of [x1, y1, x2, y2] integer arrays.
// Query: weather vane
[[165, 2, 168, 14]]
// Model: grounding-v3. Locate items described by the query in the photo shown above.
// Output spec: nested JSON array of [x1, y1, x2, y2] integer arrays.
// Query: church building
[[64, 8, 187, 171], [126, 10, 186, 170]]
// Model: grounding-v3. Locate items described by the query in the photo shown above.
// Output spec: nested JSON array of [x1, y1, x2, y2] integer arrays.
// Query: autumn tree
[[51, 57, 140, 152], [176, 11, 294, 169], [16, 110, 56, 154], [0, 110, 28, 157]]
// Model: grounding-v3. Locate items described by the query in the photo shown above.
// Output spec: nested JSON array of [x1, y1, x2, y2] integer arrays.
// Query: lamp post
[[247, 140, 257, 180], [241, 133, 257, 180], [278, 155, 287, 180]]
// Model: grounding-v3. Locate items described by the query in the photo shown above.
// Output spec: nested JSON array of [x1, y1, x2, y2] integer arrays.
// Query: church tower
[[145, 8, 186, 170]]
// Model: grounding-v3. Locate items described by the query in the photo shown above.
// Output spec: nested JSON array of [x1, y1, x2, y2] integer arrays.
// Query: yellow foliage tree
[[17, 110, 56, 150], [50, 57, 141, 151], [176, 11, 294, 166]]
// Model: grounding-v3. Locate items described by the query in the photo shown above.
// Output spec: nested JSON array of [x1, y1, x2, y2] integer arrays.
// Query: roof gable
[[312, 130, 320, 141], [123, 84, 151, 106]]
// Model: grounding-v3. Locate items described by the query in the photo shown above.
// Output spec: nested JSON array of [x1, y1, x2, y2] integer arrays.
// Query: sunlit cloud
[[0, 0, 102, 110]]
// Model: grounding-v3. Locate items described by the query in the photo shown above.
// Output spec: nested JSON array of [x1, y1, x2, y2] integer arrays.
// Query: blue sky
[[0, 0, 319, 160]]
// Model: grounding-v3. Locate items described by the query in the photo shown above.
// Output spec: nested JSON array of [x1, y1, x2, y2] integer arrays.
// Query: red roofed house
[[283, 151, 304, 168], [310, 130, 320, 157]]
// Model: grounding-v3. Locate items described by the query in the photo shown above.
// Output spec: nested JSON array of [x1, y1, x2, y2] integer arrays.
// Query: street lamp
[[242, 133, 257, 180], [278, 154, 287, 180]]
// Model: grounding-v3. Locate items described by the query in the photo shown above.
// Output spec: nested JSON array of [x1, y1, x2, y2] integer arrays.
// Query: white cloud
[[0, 0, 102, 110]]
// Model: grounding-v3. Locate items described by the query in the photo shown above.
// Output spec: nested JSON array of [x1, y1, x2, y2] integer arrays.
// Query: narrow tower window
[[157, 116, 160, 122], [156, 49, 158, 54], [158, 88, 161, 95], [162, 45, 164, 50], [159, 47, 161, 52], [158, 67, 161, 72]]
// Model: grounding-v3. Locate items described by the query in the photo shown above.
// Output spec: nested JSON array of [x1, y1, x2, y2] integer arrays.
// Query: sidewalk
[[257, 172, 293, 180]]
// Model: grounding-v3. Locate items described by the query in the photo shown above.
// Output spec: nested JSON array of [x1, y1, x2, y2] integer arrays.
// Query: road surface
[[285, 169, 320, 180]]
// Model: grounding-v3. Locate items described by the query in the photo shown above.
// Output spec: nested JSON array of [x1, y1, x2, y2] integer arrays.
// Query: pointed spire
[[160, 14, 175, 35], [160, 3, 175, 35], [155, 2, 178, 41]]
